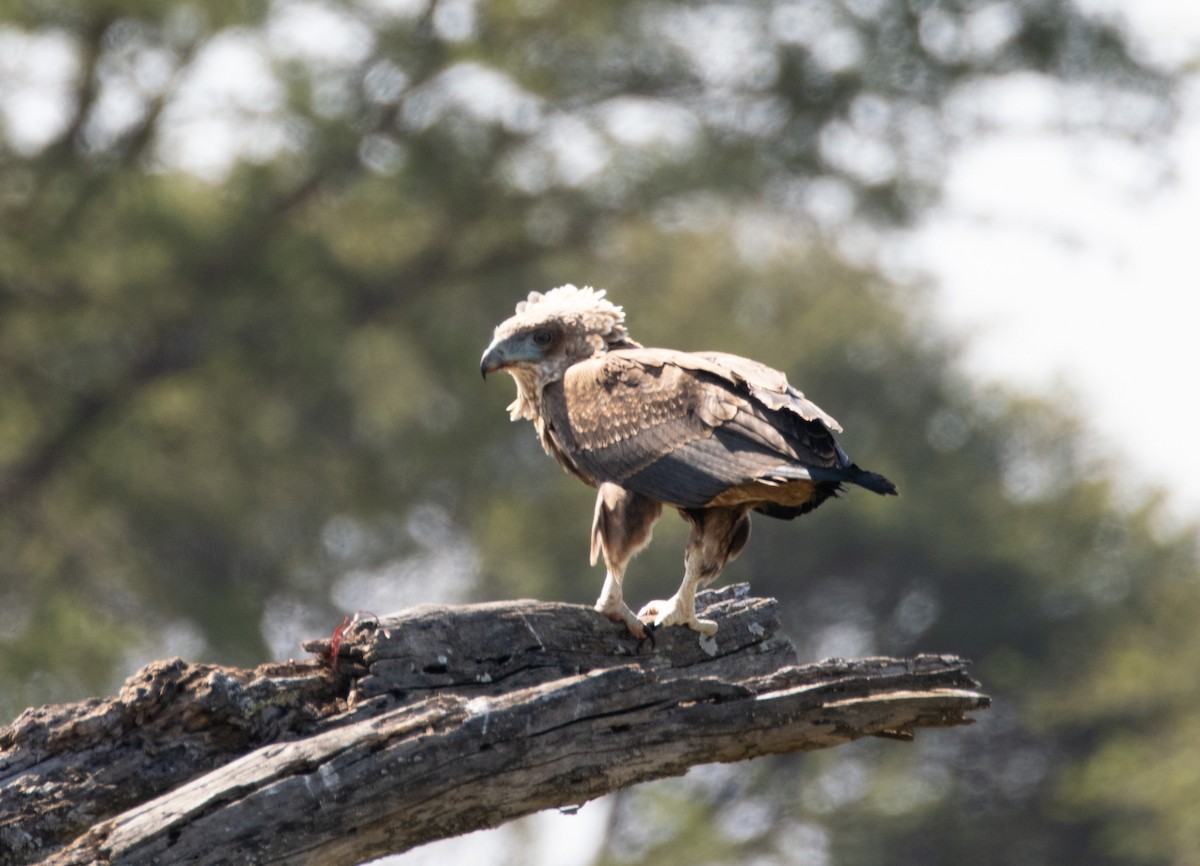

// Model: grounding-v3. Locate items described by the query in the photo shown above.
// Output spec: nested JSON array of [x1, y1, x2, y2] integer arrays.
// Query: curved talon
[[637, 596, 719, 635], [636, 622, 657, 652], [595, 598, 647, 639]]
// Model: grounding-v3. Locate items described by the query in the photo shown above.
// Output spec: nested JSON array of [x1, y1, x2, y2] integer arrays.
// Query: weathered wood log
[[0, 585, 989, 866]]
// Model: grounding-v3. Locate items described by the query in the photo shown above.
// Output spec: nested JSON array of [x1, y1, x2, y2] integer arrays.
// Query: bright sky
[[898, 1, 1200, 521]]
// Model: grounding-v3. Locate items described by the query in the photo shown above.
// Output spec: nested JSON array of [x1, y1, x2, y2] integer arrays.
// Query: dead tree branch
[[0, 585, 988, 866]]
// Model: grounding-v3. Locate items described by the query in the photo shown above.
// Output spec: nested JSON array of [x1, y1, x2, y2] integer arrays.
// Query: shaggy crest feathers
[[494, 285, 633, 424], [510, 284, 630, 343]]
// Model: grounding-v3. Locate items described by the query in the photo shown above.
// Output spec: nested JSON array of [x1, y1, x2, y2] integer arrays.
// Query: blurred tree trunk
[[1, 586, 987, 866]]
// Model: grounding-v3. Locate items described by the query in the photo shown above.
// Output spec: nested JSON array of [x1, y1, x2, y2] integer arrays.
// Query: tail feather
[[800, 463, 897, 495], [846, 463, 898, 496], [753, 460, 896, 521]]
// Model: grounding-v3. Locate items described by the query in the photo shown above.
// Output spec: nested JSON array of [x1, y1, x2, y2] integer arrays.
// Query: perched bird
[[480, 285, 896, 637]]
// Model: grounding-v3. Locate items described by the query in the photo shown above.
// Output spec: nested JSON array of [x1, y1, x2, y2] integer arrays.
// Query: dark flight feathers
[[539, 348, 896, 518]]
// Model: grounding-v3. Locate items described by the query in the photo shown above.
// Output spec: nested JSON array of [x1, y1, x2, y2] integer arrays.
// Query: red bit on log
[[328, 612, 379, 674]]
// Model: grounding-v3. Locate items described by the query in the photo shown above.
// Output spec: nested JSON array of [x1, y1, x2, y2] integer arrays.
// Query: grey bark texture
[[0, 585, 989, 866]]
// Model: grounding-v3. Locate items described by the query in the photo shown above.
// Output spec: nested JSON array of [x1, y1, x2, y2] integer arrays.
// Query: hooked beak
[[480, 337, 515, 379], [480, 346, 501, 379], [480, 333, 543, 380]]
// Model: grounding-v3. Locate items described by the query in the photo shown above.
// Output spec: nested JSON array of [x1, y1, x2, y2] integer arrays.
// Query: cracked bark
[[0, 585, 989, 866]]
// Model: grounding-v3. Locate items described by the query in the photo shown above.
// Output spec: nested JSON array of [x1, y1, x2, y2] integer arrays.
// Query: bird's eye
[[532, 328, 553, 347]]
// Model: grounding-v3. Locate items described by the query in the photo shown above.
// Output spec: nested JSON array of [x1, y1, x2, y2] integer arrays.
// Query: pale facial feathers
[[488, 285, 635, 422]]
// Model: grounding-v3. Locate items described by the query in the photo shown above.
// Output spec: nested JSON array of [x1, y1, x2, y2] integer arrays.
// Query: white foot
[[594, 597, 647, 638], [637, 595, 718, 636]]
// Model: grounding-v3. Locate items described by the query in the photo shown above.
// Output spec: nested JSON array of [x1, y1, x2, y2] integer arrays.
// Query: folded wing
[[542, 348, 884, 515]]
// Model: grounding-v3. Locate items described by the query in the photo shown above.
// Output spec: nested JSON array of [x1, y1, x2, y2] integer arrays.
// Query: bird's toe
[[636, 599, 674, 627], [637, 597, 719, 636], [595, 598, 647, 638], [638, 598, 689, 629]]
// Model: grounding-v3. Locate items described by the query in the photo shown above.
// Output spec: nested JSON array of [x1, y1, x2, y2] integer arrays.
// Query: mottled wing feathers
[[543, 348, 851, 511], [546, 355, 713, 487]]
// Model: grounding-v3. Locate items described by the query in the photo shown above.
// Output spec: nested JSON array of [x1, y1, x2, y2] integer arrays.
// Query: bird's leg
[[636, 552, 717, 636], [637, 508, 750, 636], [591, 483, 662, 638], [593, 564, 646, 638]]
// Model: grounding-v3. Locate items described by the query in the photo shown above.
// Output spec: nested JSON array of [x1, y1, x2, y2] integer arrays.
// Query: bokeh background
[[3, 1, 1199, 864]]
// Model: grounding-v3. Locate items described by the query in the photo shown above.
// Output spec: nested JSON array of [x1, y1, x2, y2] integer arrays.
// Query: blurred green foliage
[[1, 0, 1197, 864]]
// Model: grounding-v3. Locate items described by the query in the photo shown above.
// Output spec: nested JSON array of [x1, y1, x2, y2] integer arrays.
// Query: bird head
[[481, 285, 636, 378], [481, 285, 639, 421]]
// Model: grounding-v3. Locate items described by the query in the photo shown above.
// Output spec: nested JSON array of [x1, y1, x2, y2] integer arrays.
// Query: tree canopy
[[1, 1, 1196, 864]]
